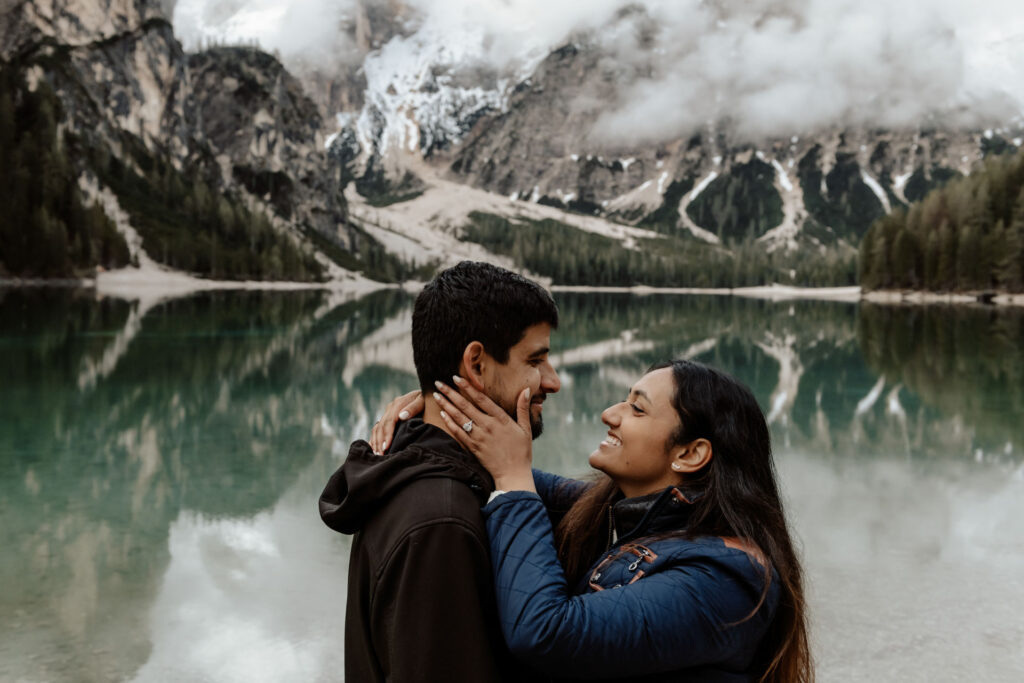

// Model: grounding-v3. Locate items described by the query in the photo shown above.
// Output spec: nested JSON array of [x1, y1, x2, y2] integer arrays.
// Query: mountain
[[0, 0, 393, 282], [4, 0, 1022, 287], [309, 3, 1024, 286], [446, 40, 1014, 249]]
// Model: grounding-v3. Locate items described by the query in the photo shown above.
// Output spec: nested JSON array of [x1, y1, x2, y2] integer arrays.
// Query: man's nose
[[540, 362, 561, 394]]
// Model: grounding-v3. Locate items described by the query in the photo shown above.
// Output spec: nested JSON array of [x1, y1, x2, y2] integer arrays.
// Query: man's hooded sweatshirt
[[319, 418, 514, 682]]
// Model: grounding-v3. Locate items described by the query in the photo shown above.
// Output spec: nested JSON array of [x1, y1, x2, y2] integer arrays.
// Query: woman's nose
[[601, 404, 621, 427]]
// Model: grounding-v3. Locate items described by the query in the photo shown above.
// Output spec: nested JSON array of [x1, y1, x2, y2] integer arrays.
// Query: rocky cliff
[[188, 47, 347, 239], [0, 0, 374, 281]]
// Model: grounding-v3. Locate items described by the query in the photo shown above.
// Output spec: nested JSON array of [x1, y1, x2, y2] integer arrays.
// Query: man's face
[[482, 323, 560, 438]]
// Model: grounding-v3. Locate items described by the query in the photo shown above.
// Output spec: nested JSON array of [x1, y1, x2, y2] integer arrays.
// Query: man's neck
[[422, 398, 462, 444]]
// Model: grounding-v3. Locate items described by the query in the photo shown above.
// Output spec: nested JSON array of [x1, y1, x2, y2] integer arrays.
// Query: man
[[319, 261, 561, 682]]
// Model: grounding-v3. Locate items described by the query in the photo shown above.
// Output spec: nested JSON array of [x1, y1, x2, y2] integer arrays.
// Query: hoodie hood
[[319, 418, 495, 534]]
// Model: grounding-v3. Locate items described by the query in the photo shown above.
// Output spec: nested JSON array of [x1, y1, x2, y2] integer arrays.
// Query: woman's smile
[[600, 432, 622, 448]]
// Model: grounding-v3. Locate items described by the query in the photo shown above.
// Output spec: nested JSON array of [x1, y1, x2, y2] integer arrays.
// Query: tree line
[[1, 60, 328, 282], [86, 135, 325, 282], [461, 212, 857, 288], [0, 67, 130, 278], [1, 58, 436, 284], [860, 151, 1024, 292]]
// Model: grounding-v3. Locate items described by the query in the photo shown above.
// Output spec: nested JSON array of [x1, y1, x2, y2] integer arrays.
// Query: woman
[[373, 360, 812, 682]]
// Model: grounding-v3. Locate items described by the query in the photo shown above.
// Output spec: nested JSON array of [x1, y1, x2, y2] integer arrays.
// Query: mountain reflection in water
[[1, 289, 1021, 682]]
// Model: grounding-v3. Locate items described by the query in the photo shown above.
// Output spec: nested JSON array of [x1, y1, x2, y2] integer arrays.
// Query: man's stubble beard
[[498, 397, 544, 439], [491, 379, 544, 439]]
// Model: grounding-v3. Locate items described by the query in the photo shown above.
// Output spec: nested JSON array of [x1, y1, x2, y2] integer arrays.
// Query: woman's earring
[[671, 463, 682, 471]]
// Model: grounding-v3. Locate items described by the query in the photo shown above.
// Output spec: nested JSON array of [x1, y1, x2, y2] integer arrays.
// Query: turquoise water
[[1, 288, 1022, 681]]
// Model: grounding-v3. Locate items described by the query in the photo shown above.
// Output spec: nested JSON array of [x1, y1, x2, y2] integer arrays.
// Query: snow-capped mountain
[[307, 2, 1024, 252], [8, 0, 1024, 285]]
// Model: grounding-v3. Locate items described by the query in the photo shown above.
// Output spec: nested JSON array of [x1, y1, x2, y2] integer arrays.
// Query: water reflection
[[858, 303, 1024, 461], [1, 289, 1023, 681], [783, 449, 1024, 681], [0, 288, 414, 682]]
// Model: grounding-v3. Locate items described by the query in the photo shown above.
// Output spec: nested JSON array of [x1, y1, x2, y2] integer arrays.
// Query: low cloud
[[173, 0, 1024, 142], [591, 0, 1024, 142], [172, 0, 360, 66]]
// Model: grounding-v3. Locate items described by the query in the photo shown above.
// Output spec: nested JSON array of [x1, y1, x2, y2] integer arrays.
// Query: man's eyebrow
[[526, 346, 550, 359]]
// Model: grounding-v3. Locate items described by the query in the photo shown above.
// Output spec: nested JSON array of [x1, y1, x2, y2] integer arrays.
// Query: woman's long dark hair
[[554, 360, 812, 683]]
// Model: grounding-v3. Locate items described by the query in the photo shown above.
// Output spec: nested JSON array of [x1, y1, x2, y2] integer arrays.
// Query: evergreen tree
[[985, 220, 1006, 289], [859, 226, 879, 289], [0, 66, 130, 277], [863, 150, 1024, 293], [923, 229, 940, 289], [957, 222, 983, 290], [936, 219, 958, 291], [891, 228, 921, 288], [1004, 200, 1024, 292]]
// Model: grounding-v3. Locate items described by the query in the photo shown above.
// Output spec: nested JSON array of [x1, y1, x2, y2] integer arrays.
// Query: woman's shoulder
[[655, 534, 765, 560], [584, 534, 776, 596], [654, 535, 776, 585]]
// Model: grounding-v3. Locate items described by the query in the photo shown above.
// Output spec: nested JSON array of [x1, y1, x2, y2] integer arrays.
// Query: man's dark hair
[[412, 261, 559, 393]]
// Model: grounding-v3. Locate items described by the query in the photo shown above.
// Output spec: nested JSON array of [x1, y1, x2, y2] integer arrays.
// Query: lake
[[1, 287, 1022, 682]]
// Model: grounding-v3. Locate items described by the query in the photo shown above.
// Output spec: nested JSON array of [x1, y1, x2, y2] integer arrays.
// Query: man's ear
[[459, 341, 487, 391], [670, 438, 713, 474]]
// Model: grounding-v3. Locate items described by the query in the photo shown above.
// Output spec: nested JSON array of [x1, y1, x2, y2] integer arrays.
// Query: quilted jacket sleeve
[[532, 469, 591, 510], [483, 491, 773, 679]]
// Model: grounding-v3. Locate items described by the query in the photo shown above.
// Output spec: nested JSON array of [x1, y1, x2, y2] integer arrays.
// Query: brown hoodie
[[319, 418, 520, 682]]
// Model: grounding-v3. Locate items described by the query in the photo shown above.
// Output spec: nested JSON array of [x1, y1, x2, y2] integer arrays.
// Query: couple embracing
[[319, 262, 812, 682]]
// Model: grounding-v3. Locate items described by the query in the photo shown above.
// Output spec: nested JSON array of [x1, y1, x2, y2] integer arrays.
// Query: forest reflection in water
[[0, 288, 1022, 681]]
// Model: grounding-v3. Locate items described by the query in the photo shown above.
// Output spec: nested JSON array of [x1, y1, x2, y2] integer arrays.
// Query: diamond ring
[[462, 420, 474, 434]]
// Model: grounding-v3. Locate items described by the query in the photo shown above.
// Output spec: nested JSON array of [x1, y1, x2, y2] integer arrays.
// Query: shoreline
[[0, 266, 395, 301], [862, 290, 1024, 307], [5, 275, 1024, 307], [550, 284, 863, 302]]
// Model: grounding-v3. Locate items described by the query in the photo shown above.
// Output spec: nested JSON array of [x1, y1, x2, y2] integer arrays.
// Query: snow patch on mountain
[[761, 156, 810, 253], [355, 25, 508, 158], [772, 159, 793, 192], [674, 173, 722, 245], [656, 171, 670, 194], [861, 171, 892, 213], [681, 220, 721, 245], [689, 172, 719, 202], [604, 179, 660, 216], [892, 170, 913, 204]]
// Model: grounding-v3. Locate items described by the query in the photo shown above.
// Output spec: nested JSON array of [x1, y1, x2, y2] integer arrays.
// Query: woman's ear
[[459, 341, 487, 392], [670, 438, 713, 474]]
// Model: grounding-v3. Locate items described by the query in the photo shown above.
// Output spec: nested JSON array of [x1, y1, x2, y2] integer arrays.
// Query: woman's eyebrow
[[628, 388, 651, 403]]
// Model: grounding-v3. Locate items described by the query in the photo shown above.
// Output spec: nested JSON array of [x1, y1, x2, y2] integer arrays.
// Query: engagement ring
[[462, 420, 474, 433]]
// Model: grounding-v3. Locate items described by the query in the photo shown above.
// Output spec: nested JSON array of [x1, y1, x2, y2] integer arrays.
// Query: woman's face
[[588, 367, 685, 498]]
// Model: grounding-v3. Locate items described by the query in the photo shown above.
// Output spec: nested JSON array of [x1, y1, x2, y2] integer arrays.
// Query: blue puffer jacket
[[482, 470, 780, 682]]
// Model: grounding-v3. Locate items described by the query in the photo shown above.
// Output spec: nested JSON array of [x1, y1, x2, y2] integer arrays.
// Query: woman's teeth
[[602, 435, 622, 447]]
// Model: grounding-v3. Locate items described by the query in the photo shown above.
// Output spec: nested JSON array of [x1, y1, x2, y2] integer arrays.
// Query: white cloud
[[591, 0, 1024, 142], [173, 0, 1024, 142], [173, 0, 357, 65]]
